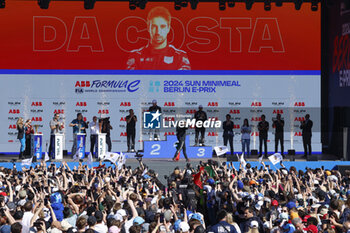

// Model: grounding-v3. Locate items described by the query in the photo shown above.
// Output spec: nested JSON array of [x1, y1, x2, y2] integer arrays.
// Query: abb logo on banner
[[164, 117, 175, 122], [234, 124, 240, 129], [54, 109, 64, 114], [31, 117, 42, 122], [251, 132, 259, 136], [208, 132, 218, 136], [9, 124, 16, 129], [120, 132, 127, 136], [31, 102, 43, 106], [208, 102, 218, 107], [294, 132, 302, 136], [9, 109, 20, 114], [75, 81, 91, 87], [164, 102, 175, 107], [251, 102, 262, 107], [76, 102, 87, 106], [120, 117, 126, 122], [273, 109, 283, 114], [98, 110, 109, 114], [251, 117, 262, 121], [229, 109, 240, 114], [294, 102, 305, 107], [164, 132, 175, 136], [186, 109, 196, 114], [120, 102, 131, 106], [294, 117, 305, 122]]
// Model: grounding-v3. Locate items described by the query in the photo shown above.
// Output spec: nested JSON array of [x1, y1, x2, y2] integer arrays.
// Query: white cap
[[250, 220, 259, 228], [116, 209, 127, 217], [179, 222, 190, 232]]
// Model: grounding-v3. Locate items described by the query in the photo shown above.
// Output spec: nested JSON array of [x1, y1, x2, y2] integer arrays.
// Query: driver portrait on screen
[[126, 6, 191, 70]]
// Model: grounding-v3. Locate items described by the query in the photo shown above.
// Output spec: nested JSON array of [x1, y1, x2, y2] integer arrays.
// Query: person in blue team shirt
[[69, 113, 88, 156]]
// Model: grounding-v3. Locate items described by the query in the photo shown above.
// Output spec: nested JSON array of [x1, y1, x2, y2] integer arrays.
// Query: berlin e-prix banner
[[0, 2, 321, 156]]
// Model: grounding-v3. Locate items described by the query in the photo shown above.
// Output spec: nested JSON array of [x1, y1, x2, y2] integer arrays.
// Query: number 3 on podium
[[197, 148, 205, 157]]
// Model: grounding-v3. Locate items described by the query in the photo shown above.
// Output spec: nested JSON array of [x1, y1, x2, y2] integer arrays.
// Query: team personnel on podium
[[300, 114, 313, 157], [126, 109, 137, 152], [258, 114, 269, 158], [223, 114, 234, 155], [48, 113, 64, 160], [89, 116, 100, 157], [272, 113, 284, 156], [149, 100, 161, 141], [194, 105, 207, 146], [69, 113, 88, 156]]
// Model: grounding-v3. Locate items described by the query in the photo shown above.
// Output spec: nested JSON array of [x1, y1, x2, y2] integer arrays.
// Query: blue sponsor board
[[77, 134, 86, 159], [144, 135, 212, 159], [31, 134, 43, 159]]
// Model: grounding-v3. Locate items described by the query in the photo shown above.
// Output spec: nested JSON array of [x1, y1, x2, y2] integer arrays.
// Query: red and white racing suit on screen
[[126, 44, 191, 70]]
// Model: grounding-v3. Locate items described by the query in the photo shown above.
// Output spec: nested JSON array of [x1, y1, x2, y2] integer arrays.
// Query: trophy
[[34, 125, 39, 134]]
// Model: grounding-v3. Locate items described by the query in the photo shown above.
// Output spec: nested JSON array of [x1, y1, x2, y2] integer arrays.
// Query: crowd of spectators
[[0, 159, 350, 233]]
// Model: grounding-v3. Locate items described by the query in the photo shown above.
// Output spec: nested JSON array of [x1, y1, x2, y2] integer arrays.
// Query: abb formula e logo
[[74, 80, 140, 93]]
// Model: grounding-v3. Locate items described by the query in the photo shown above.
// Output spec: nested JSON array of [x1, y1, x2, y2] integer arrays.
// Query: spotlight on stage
[[294, 0, 303, 10], [84, 0, 96, 9], [189, 0, 199, 9], [38, 0, 50, 9], [219, 0, 226, 10], [245, 0, 254, 10], [227, 0, 235, 7], [275, 0, 282, 7], [0, 0, 5, 9], [264, 0, 271, 11], [311, 0, 318, 11]]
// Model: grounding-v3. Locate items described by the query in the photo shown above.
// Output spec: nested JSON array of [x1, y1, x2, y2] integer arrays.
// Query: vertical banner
[[31, 134, 43, 159], [76, 133, 86, 159], [54, 134, 64, 160], [96, 133, 107, 159]]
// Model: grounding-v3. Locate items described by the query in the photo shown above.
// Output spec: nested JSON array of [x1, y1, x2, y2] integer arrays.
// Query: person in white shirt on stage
[[89, 116, 100, 157]]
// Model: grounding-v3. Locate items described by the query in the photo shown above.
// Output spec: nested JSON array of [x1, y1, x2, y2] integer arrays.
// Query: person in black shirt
[[223, 114, 234, 155], [272, 113, 284, 156], [258, 114, 269, 158], [100, 117, 113, 152], [148, 99, 162, 141], [300, 114, 313, 157], [194, 105, 207, 146], [172, 120, 189, 162], [126, 109, 137, 152]]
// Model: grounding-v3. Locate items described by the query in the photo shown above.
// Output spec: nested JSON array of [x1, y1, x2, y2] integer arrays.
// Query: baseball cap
[[179, 222, 190, 232], [152, 100, 157, 104], [19, 190, 26, 198], [173, 220, 182, 231], [207, 178, 215, 185], [164, 210, 172, 222], [199, 105, 203, 108], [304, 224, 318, 233], [133, 216, 145, 226], [286, 201, 296, 209], [272, 200, 279, 207], [116, 209, 127, 217], [250, 220, 259, 228], [190, 213, 203, 224]]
